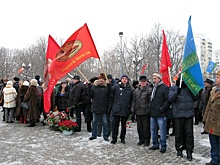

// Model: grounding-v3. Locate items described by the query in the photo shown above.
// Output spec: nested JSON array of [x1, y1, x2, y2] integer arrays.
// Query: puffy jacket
[[88, 80, 112, 114], [168, 85, 196, 118], [131, 85, 152, 116], [111, 83, 133, 117]]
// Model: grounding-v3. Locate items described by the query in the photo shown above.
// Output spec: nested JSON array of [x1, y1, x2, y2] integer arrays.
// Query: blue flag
[[206, 61, 216, 73], [182, 16, 204, 96]]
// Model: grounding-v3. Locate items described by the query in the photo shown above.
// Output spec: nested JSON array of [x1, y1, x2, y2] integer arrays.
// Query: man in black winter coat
[[88, 73, 112, 141], [69, 75, 84, 132], [149, 72, 170, 154], [168, 77, 199, 161], [110, 75, 133, 144]]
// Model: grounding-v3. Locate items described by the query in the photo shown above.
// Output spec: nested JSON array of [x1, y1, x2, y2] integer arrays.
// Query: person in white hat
[[3, 81, 17, 123], [149, 72, 169, 154]]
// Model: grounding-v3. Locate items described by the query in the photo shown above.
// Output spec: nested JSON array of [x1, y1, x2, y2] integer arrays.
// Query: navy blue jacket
[[168, 85, 197, 118], [111, 83, 133, 117]]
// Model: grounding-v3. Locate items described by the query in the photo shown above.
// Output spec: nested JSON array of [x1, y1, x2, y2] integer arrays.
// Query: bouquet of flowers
[[45, 110, 68, 131], [58, 120, 78, 132]]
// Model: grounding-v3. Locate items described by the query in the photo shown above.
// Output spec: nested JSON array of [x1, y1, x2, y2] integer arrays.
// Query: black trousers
[[112, 115, 128, 140], [194, 107, 200, 124], [74, 108, 82, 130], [86, 104, 92, 131], [136, 115, 151, 143], [175, 117, 194, 152]]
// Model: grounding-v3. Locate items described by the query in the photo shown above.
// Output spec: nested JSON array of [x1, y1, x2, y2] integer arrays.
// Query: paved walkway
[[0, 111, 211, 165]]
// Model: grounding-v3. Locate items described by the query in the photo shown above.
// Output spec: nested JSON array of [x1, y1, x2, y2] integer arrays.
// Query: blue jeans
[[92, 113, 109, 139], [209, 134, 220, 164], [150, 117, 167, 150]]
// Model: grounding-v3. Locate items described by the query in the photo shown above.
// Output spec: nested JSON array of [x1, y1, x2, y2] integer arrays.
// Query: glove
[[177, 88, 181, 94]]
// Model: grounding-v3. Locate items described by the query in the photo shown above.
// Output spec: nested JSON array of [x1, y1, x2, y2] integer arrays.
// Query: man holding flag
[[168, 16, 201, 161]]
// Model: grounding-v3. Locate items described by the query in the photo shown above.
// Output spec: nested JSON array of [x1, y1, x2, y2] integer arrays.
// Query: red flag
[[18, 67, 24, 74], [42, 35, 60, 113], [48, 23, 100, 80], [140, 63, 148, 74], [160, 30, 172, 86]]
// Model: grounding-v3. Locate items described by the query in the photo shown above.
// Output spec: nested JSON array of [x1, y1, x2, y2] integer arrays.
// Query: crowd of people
[[0, 70, 220, 165]]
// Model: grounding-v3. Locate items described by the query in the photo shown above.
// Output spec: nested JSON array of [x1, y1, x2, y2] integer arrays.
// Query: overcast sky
[[0, 0, 219, 55]]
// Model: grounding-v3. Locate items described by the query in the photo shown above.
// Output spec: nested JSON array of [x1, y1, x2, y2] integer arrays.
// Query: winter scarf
[[151, 80, 163, 101]]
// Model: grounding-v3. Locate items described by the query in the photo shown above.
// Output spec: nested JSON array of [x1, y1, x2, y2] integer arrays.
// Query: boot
[[23, 118, 27, 124], [111, 138, 117, 144], [20, 117, 23, 124], [27, 120, 36, 127], [177, 150, 183, 157], [186, 150, 192, 161]]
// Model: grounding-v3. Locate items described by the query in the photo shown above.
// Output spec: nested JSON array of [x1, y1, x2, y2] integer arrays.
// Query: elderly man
[[132, 75, 152, 146], [149, 72, 170, 153]]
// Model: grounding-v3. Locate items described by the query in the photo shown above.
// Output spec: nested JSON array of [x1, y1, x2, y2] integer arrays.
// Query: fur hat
[[6, 81, 13, 86], [90, 77, 98, 83], [152, 72, 162, 79], [217, 70, 220, 77], [30, 79, 38, 86], [98, 73, 106, 80], [121, 75, 130, 81], [13, 77, 20, 82], [23, 81, 30, 86], [139, 75, 147, 81]]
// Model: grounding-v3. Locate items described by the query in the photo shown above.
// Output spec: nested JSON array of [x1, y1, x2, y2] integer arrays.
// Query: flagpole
[[75, 67, 89, 82], [168, 67, 172, 86], [179, 73, 183, 88], [98, 59, 109, 83]]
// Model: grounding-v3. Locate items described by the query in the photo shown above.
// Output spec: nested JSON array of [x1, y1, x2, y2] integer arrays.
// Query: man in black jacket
[[111, 75, 133, 144], [149, 72, 170, 153], [69, 75, 84, 132], [88, 73, 112, 141], [169, 77, 199, 161]]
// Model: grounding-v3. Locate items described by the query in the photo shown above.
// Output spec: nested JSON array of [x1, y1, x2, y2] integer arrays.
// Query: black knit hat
[[107, 74, 113, 79], [13, 77, 20, 82], [121, 75, 130, 81]]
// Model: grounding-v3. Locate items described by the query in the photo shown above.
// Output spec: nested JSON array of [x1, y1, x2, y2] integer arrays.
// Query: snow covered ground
[[0, 111, 211, 165]]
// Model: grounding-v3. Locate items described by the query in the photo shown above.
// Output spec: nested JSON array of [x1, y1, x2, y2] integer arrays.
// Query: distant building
[[194, 34, 212, 79]]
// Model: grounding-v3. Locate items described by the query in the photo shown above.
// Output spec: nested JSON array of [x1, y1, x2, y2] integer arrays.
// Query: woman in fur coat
[[15, 81, 30, 124], [24, 79, 40, 127]]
